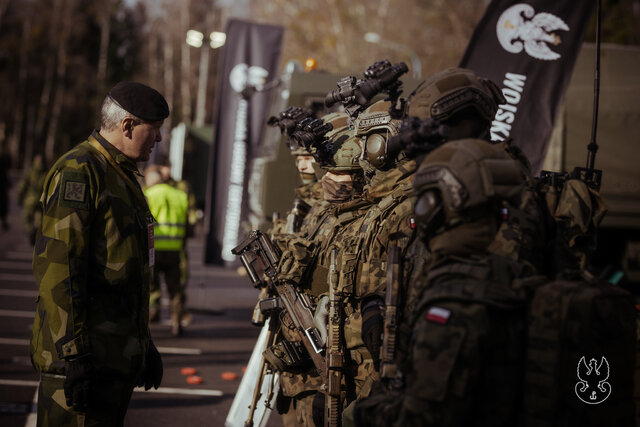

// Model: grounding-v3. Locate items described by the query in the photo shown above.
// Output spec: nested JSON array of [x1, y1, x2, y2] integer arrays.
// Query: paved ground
[[0, 172, 283, 427]]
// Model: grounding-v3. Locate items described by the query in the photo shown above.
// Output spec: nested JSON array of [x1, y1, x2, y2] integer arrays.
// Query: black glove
[[139, 340, 163, 390], [361, 297, 384, 371], [63, 355, 93, 411]]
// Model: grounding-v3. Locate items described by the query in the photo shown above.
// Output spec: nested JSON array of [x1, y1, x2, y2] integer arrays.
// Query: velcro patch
[[59, 171, 89, 210], [426, 306, 451, 324]]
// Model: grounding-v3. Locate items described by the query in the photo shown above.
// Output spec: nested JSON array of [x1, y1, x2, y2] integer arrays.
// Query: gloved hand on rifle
[[63, 354, 93, 411], [138, 340, 163, 390], [361, 297, 384, 371]]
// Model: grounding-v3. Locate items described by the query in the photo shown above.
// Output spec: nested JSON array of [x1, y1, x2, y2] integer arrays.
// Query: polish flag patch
[[426, 307, 451, 324]]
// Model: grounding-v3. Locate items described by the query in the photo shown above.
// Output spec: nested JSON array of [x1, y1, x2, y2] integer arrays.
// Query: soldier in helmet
[[30, 82, 167, 425], [348, 99, 424, 379], [346, 68, 548, 426], [271, 118, 371, 426]]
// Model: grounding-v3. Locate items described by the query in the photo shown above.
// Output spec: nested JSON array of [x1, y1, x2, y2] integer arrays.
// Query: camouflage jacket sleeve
[[33, 164, 96, 360], [358, 196, 416, 299]]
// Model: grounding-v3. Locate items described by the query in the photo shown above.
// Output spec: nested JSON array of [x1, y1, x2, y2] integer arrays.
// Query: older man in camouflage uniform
[[30, 82, 168, 426]]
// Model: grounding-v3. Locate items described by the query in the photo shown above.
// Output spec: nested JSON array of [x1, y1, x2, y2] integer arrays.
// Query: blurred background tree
[[0, 0, 637, 169]]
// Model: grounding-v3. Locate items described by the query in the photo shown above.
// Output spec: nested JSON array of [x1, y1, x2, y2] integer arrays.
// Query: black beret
[[108, 81, 169, 122]]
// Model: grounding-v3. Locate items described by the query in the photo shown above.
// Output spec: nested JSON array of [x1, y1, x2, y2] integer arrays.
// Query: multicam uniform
[[30, 131, 154, 425], [354, 137, 545, 427], [350, 68, 550, 426], [270, 117, 379, 425]]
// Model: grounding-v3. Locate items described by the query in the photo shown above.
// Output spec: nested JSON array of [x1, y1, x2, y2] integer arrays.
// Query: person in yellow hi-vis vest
[[144, 168, 189, 336]]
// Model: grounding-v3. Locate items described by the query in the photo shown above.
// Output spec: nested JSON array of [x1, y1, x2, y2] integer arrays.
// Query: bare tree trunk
[[0, 0, 10, 33], [194, 10, 216, 128], [180, 0, 192, 124], [163, 32, 174, 120], [326, 0, 349, 69], [97, 0, 112, 93], [7, 14, 31, 168], [34, 0, 63, 151], [149, 30, 158, 90], [45, 0, 73, 165]]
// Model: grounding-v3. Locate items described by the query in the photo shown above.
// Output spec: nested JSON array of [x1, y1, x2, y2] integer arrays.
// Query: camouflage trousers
[[37, 373, 135, 427], [279, 371, 323, 426], [279, 390, 318, 427], [150, 250, 186, 324]]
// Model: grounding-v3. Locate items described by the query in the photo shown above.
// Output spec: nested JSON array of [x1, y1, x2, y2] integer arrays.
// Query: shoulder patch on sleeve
[[59, 171, 90, 210]]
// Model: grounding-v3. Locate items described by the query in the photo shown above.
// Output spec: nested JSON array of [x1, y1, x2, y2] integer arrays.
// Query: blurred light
[[364, 32, 381, 44], [304, 57, 317, 72], [284, 59, 303, 74], [186, 30, 204, 48], [210, 32, 226, 49]]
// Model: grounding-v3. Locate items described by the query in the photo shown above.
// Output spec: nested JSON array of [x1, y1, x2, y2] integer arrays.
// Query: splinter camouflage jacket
[[30, 130, 153, 380]]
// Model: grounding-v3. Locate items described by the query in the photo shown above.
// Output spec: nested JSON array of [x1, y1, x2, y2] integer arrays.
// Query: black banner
[[460, 1, 594, 173], [205, 19, 284, 265]]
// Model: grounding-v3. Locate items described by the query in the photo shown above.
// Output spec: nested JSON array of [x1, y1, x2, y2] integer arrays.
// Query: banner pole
[[586, 0, 601, 171]]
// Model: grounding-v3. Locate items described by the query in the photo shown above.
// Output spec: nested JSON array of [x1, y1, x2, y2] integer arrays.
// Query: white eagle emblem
[[496, 3, 569, 61], [575, 356, 612, 404]]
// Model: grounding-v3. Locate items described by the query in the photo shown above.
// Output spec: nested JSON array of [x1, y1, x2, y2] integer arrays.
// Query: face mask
[[321, 173, 354, 202], [299, 172, 316, 185]]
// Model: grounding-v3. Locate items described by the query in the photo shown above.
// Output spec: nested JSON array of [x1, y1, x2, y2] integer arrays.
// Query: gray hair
[[100, 96, 141, 131]]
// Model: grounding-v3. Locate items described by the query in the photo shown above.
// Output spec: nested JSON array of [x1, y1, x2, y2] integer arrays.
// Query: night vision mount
[[325, 60, 409, 120]]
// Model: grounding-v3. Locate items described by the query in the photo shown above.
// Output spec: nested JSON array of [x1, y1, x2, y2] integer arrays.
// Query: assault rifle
[[325, 249, 343, 427], [380, 245, 400, 383], [386, 116, 450, 160], [232, 230, 326, 377], [325, 60, 409, 119]]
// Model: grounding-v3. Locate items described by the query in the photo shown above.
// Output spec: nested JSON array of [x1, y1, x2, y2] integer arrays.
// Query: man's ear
[[121, 117, 135, 139]]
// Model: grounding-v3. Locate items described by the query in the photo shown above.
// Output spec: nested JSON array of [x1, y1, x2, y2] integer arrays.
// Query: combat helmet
[[313, 126, 362, 172], [412, 137, 525, 256], [353, 100, 406, 175], [407, 67, 505, 136]]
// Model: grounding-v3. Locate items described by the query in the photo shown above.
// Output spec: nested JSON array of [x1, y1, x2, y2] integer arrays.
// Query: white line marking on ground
[[24, 387, 37, 427], [0, 339, 204, 357], [157, 346, 203, 355], [0, 379, 223, 398], [0, 338, 30, 346], [0, 379, 38, 387], [4, 252, 33, 261], [0, 273, 34, 282], [0, 309, 34, 318], [140, 387, 223, 397], [0, 289, 38, 298], [0, 261, 33, 270]]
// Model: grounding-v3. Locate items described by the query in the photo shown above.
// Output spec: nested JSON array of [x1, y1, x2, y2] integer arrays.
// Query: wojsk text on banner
[[459, 0, 594, 173], [204, 20, 284, 265]]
